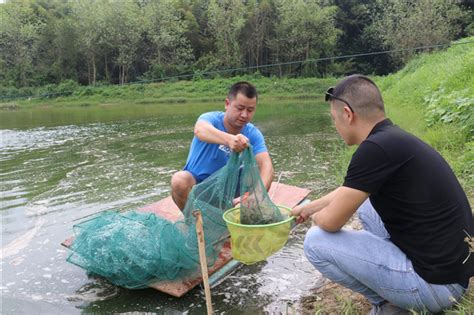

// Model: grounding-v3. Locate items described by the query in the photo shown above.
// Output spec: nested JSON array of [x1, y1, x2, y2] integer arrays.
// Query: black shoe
[[368, 302, 410, 315]]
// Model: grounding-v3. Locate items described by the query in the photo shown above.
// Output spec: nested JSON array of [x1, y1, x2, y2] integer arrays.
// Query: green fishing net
[[67, 147, 285, 289], [239, 148, 284, 225]]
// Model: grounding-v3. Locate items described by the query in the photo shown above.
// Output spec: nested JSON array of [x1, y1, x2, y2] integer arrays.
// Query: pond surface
[[0, 98, 346, 314]]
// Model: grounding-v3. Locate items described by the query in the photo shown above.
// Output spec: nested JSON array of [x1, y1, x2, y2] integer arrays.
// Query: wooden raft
[[62, 182, 310, 297]]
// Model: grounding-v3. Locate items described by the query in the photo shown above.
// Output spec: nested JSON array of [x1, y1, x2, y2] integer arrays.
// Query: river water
[[0, 99, 346, 314]]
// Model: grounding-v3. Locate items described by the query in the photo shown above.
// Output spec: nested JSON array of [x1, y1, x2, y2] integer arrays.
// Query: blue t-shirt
[[183, 111, 267, 182]]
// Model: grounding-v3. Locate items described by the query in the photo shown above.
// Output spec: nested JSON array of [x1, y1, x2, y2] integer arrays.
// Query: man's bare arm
[[255, 152, 273, 191], [194, 120, 248, 152], [313, 187, 369, 232], [291, 187, 369, 231]]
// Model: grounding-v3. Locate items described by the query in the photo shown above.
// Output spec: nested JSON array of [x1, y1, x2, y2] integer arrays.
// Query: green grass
[[1, 75, 336, 108]]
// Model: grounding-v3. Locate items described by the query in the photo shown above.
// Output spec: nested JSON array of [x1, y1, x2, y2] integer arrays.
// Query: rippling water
[[0, 101, 345, 314]]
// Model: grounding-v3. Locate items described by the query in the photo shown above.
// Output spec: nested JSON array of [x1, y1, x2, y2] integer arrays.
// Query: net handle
[[193, 210, 213, 315]]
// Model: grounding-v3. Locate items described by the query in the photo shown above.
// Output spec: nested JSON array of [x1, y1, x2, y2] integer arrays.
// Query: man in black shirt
[[291, 74, 473, 314]]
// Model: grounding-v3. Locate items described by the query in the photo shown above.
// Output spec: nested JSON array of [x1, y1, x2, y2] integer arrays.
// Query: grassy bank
[[0, 75, 336, 109]]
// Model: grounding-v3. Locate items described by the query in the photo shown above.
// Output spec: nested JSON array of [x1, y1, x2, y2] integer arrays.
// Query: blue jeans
[[304, 199, 467, 313]]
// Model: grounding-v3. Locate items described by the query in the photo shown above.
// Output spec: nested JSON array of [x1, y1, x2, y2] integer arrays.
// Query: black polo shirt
[[343, 119, 473, 286]]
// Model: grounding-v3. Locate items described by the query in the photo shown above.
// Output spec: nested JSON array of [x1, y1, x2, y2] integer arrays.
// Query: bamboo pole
[[193, 210, 213, 315]]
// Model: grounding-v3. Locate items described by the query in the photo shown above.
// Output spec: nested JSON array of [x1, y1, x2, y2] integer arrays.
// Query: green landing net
[[66, 147, 286, 289]]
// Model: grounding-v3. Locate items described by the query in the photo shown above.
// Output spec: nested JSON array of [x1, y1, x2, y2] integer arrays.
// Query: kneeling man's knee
[[171, 171, 193, 191], [304, 226, 332, 265]]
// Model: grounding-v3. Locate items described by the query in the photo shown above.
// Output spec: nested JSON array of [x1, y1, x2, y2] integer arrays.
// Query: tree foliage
[[72, 0, 109, 85], [142, 0, 193, 79], [0, 0, 46, 87], [369, 0, 467, 65], [0, 0, 471, 89], [108, 1, 143, 84], [270, 0, 339, 76], [207, 0, 246, 69]]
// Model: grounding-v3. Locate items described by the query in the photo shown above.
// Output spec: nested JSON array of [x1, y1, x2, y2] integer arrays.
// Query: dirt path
[[300, 280, 371, 314]]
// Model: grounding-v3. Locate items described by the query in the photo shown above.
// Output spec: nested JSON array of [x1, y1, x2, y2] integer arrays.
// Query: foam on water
[[1, 218, 45, 259]]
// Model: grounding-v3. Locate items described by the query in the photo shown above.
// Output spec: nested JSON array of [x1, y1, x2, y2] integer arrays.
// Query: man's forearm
[[260, 163, 273, 191], [195, 120, 231, 145], [298, 188, 338, 218], [312, 187, 369, 232], [255, 152, 273, 191]]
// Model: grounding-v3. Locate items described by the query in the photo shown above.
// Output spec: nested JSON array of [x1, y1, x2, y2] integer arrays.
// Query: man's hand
[[291, 204, 313, 224], [290, 191, 336, 225], [291, 187, 369, 231], [228, 134, 249, 152]]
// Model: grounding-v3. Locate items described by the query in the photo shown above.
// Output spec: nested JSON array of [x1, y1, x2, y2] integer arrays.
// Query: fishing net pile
[[67, 147, 286, 289]]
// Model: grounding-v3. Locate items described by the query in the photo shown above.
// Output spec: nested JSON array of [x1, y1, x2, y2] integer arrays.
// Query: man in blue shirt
[[171, 81, 273, 210]]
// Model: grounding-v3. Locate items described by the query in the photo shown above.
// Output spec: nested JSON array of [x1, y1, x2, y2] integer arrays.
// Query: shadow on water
[[1, 99, 345, 314]]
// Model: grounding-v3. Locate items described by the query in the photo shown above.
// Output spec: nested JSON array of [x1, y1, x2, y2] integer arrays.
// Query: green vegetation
[[0, 76, 336, 108], [1, 0, 472, 94]]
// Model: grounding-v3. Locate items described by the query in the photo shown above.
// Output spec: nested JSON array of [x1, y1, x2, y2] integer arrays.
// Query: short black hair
[[332, 74, 377, 97], [228, 81, 258, 100], [333, 74, 385, 116]]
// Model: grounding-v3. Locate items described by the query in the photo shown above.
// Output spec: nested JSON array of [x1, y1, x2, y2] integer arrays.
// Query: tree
[[72, 0, 108, 85], [330, 0, 394, 75], [107, 2, 143, 84], [269, 0, 340, 76], [33, 0, 80, 83], [369, 0, 466, 66], [176, 0, 213, 63], [207, 0, 246, 69], [143, 0, 193, 78], [0, 0, 45, 87], [241, 0, 276, 71]]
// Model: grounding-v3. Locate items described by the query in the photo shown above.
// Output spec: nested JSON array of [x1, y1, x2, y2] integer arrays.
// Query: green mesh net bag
[[66, 147, 285, 289], [238, 147, 284, 224]]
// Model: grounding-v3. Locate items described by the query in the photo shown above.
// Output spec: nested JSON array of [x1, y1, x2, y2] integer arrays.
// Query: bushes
[[38, 81, 76, 98], [424, 88, 473, 141], [0, 85, 35, 100]]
